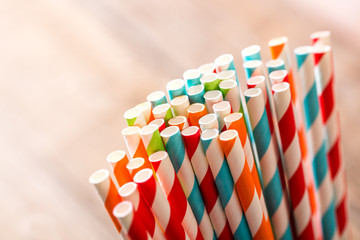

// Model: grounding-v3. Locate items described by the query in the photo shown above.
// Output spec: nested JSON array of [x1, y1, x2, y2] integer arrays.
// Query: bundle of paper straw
[[89, 30, 351, 240]]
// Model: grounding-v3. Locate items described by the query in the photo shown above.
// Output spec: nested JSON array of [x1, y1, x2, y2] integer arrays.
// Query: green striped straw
[[124, 107, 147, 127], [200, 73, 220, 91], [139, 124, 166, 156], [152, 103, 174, 126]]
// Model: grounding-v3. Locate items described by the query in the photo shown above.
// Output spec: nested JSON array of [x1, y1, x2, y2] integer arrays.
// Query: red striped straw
[[106, 150, 132, 187], [182, 126, 233, 239], [310, 30, 331, 48], [204, 90, 223, 113], [126, 158, 151, 179], [272, 82, 316, 239], [113, 201, 151, 240], [134, 169, 188, 240], [313, 45, 350, 237], [149, 118, 166, 132], [187, 103, 208, 128], [136, 101, 155, 124], [199, 114, 219, 132], [89, 169, 124, 236], [168, 116, 189, 130], [224, 113, 270, 226], [149, 151, 204, 240], [213, 101, 232, 132], [118, 183, 165, 239], [219, 130, 274, 239]]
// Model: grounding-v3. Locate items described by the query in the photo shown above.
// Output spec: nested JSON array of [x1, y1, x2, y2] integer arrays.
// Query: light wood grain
[[1, 0, 359, 239]]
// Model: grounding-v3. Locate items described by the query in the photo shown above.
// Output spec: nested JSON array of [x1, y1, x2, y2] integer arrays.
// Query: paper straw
[[89, 169, 123, 234], [126, 158, 151, 179], [161, 126, 214, 239], [218, 70, 236, 82], [118, 182, 165, 240], [295, 46, 337, 240], [124, 107, 147, 128], [200, 73, 220, 91], [187, 103, 208, 128], [313, 45, 349, 237], [266, 59, 286, 74], [244, 88, 293, 240], [167, 79, 187, 100], [213, 101, 231, 132], [241, 44, 262, 62], [269, 70, 289, 85], [215, 54, 236, 73], [311, 30, 331, 48], [113, 201, 151, 240], [243, 60, 264, 80], [106, 150, 132, 187], [199, 63, 216, 76], [149, 151, 204, 240], [219, 79, 241, 113], [219, 130, 274, 239], [122, 126, 151, 165], [184, 69, 201, 88], [272, 82, 316, 239], [187, 85, 206, 104], [134, 169, 188, 239], [136, 101, 155, 124], [168, 116, 189, 130], [140, 124, 166, 156], [182, 126, 233, 239], [224, 113, 266, 217], [201, 129, 252, 240], [149, 118, 166, 132], [171, 95, 190, 117], [199, 114, 219, 132], [147, 91, 168, 108], [204, 90, 223, 113], [152, 103, 174, 126]]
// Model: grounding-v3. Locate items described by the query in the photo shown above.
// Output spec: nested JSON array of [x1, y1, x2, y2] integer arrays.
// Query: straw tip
[[89, 169, 109, 184], [113, 201, 133, 218]]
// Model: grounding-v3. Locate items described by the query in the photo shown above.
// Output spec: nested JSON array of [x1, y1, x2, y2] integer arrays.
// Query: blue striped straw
[[266, 59, 286, 74], [187, 84, 205, 104], [183, 69, 201, 88], [295, 46, 338, 240], [147, 91, 168, 108], [166, 79, 186, 100], [241, 45, 262, 62]]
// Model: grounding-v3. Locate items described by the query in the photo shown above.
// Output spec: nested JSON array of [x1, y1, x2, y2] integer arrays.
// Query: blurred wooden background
[[1, 0, 360, 239]]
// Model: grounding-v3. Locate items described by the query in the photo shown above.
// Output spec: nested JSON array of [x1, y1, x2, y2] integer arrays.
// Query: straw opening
[[153, 104, 170, 115], [188, 103, 205, 113], [224, 112, 243, 122], [136, 101, 150, 111], [124, 108, 141, 119], [127, 158, 145, 170], [149, 118, 164, 127], [199, 114, 217, 125], [215, 54, 233, 65], [201, 128, 219, 140], [213, 101, 230, 112], [171, 95, 188, 106], [247, 76, 265, 85], [199, 63, 215, 73], [181, 126, 199, 136], [244, 88, 262, 97], [294, 46, 313, 55], [133, 168, 153, 183], [269, 36, 288, 47], [118, 182, 137, 197], [183, 69, 200, 79], [266, 59, 284, 68], [204, 90, 222, 100], [242, 45, 260, 56], [107, 150, 126, 163], [218, 70, 235, 80], [269, 70, 287, 80], [187, 85, 204, 95], [113, 201, 132, 218], [311, 30, 330, 39], [313, 45, 331, 54], [219, 79, 236, 89], [122, 126, 141, 136], [167, 79, 185, 90], [219, 130, 237, 141], [169, 116, 186, 125], [160, 126, 179, 137], [272, 82, 290, 93], [140, 124, 158, 135], [89, 169, 109, 184], [149, 151, 167, 162], [200, 73, 218, 83], [243, 60, 262, 68], [147, 91, 165, 101]]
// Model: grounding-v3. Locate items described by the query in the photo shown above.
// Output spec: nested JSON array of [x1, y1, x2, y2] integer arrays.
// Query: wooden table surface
[[1, 0, 360, 239]]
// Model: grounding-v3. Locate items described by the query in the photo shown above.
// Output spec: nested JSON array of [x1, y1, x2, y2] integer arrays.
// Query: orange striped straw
[[89, 169, 124, 235], [106, 150, 132, 187], [126, 157, 151, 179], [187, 103, 208, 128], [136, 101, 155, 124], [168, 116, 189, 130], [219, 130, 274, 240]]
